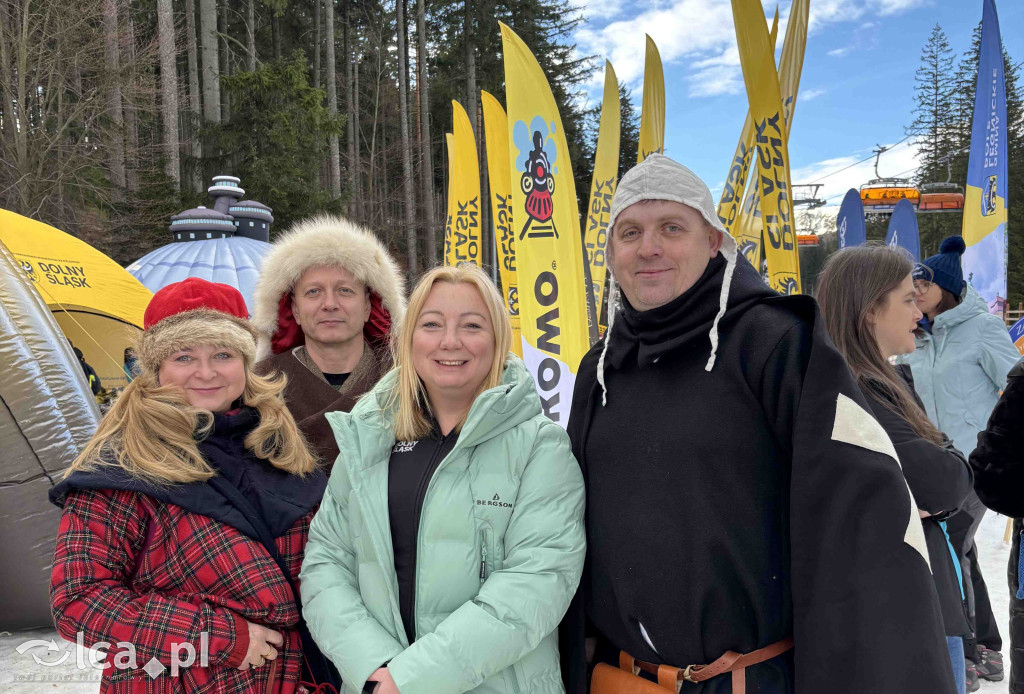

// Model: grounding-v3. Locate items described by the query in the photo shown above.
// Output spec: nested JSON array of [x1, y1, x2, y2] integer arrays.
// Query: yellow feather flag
[[500, 22, 590, 426], [732, 0, 808, 280], [481, 90, 522, 356], [777, 0, 809, 132], [732, 0, 801, 295], [637, 35, 665, 163], [735, 187, 766, 276], [584, 61, 620, 338], [444, 101, 483, 267], [717, 8, 778, 235], [444, 132, 455, 266], [736, 0, 808, 279]]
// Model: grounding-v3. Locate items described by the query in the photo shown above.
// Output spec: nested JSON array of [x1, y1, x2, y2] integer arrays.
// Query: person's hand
[[238, 619, 283, 671], [367, 667, 401, 694], [918, 509, 932, 519]]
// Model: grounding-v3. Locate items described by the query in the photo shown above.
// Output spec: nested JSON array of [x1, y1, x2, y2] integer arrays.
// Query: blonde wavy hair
[[66, 349, 316, 485], [390, 265, 513, 441]]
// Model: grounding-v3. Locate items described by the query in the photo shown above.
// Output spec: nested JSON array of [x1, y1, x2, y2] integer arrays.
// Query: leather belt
[[621, 637, 794, 694]]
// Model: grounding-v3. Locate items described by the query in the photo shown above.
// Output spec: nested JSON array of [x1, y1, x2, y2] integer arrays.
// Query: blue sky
[[571, 0, 1024, 215]]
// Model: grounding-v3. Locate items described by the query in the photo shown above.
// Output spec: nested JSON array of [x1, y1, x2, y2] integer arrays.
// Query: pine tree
[[906, 25, 956, 186], [907, 24, 960, 260]]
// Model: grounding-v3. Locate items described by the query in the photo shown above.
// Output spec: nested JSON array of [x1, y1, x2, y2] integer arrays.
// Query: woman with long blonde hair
[[300, 264, 585, 694], [49, 278, 334, 693]]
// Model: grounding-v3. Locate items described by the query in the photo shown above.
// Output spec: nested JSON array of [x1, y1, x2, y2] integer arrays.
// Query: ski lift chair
[[919, 158, 964, 213]]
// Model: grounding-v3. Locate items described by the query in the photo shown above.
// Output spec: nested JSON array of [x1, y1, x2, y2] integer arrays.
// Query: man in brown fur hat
[[252, 215, 405, 465]]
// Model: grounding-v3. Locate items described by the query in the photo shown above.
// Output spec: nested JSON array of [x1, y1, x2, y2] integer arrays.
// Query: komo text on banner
[[500, 22, 590, 427]]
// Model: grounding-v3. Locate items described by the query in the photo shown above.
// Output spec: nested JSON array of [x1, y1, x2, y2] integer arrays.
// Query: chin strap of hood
[[596, 154, 739, 406]]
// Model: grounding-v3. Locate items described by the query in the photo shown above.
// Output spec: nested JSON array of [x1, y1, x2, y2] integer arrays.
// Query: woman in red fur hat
[[49, 278, 335, 693]]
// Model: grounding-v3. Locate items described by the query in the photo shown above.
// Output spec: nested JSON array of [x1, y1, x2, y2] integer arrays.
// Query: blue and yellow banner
[[584, 61, 620, 338], [1010, 317, 1024, 356], [962, 0, 1008, 307], [886, 199, 921, 261], [481, 91, 521, 356], [837, 188, 867, 250], [637, 35, 665, 163], [500, 22, 590, 427]]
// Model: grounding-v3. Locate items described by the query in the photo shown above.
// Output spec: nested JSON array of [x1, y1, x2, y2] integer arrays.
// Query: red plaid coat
[[51, 487, 314, 693]]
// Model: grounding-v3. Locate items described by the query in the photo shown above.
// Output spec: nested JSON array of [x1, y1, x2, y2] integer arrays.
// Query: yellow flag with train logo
[[731, 0, 802, 295], [444, 101, 482, 267], [481, 90, 522, 356], [584, 61, 620, 338], [500, 22, 590, 427]]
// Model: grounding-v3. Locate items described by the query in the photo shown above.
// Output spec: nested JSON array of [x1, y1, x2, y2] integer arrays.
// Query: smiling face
[[157, 344, 247, 413], [609, 199, 723, 312], [291, 265, 371, 350], [869, 273, 923, 359], [412, 282, 496, 409]]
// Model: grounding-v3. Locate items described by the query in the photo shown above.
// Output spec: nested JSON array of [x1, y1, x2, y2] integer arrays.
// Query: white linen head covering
[[599, 153, 739, 404]]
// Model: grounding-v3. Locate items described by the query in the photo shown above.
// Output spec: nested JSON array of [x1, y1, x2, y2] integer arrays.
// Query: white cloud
[[801, 87, 826, 100], [688, 45, 744, 97], [575, 0, 930, 102], [575, 0, 626, 22], [574, 0, 736, 90]]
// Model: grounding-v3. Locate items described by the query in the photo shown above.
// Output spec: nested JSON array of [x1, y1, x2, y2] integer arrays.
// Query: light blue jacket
[[903, 286, 1021, 455], [299, 356, 586, 694]]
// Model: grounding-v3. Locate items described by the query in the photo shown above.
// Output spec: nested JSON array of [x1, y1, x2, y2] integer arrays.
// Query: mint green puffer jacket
[[300, 356, 585, 694]]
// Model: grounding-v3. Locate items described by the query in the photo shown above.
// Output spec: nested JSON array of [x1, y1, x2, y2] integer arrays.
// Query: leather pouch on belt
[[590, 652, 681, 694]]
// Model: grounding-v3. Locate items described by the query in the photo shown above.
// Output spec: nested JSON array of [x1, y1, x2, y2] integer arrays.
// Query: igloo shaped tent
[[127, 176, 274, 314], [0, 240, 100, 629]]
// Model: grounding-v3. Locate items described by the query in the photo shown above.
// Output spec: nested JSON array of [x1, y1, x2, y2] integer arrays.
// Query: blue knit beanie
[[922, 236, 966, 297]]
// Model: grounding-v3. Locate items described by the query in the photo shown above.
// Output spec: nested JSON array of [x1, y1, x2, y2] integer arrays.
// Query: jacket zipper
[[479, 528, 488, 583], [408, 432, 451, 642]]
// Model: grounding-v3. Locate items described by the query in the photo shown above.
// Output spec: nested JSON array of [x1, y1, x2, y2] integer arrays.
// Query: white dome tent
[[126, 176, 274, 314]]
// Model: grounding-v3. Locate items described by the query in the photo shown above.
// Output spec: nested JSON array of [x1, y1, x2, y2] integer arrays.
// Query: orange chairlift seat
[[918, 158, 964, 213], [859, 145, 920, 215]]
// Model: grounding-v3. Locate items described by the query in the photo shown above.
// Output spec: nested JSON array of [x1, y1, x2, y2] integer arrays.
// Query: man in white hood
[[562, 154, 956, 694]]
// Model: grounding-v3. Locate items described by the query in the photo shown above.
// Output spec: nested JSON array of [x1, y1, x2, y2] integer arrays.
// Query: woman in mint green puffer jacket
[[300, 265, 585, 694]]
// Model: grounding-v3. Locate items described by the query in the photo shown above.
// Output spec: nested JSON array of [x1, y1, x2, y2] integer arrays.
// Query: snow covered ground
[[1, 510, 1017, 693], [975, 509, 1013, 693]]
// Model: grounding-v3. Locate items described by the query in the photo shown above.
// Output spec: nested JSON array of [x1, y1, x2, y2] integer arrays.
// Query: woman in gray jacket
[[905, 235, 1021, 685]]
